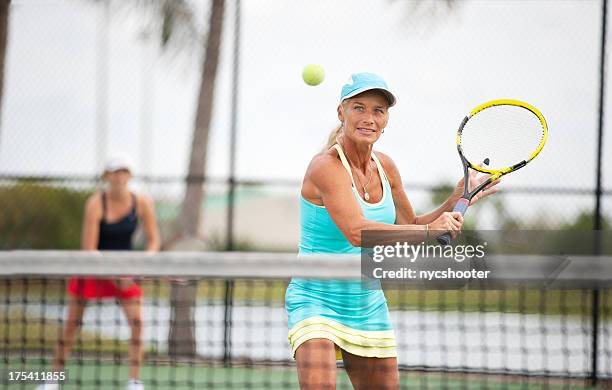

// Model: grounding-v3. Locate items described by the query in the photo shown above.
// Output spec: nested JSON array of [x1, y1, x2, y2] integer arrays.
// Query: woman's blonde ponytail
[[324, 123, 343, 150]]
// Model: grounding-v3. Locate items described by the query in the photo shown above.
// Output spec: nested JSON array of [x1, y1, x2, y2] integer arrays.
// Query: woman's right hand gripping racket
[[437, 99, 548, 245]]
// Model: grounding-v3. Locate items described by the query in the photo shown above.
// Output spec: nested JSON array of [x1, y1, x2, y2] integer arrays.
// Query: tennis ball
[[302, 64, 325, 86]]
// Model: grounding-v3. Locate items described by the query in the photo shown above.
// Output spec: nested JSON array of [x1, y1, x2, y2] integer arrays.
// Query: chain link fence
[[0, 0, 609, 250]]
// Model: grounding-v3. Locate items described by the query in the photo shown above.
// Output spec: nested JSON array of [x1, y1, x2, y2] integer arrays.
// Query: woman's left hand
[[452, 167, 501, 205]]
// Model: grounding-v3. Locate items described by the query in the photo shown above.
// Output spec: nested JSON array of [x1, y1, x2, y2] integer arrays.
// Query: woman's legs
[[119, 297, 144, 381], [342, 349, 399, 390], [295, 338, 337, 390], [52, 296, 86, 370]]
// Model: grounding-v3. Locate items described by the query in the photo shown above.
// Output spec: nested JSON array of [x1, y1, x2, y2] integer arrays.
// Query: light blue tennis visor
[[339, 72, 396, 107]]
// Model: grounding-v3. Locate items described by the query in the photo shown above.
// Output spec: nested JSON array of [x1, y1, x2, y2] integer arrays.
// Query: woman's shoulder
[[302, 149, 352, 203], [83, 192, 103, 217], [131, 192, 151, 202], [85, 192, 102, 207], [302, 149, 352, 195], [306, 149, 346, 176], [372, 149, 393, 165], [132, 192, 155, 214], [372, 150, 398, 173], [372, 150, 401, 187]]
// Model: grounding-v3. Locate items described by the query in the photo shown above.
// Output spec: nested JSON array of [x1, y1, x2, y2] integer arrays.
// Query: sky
[[0, 0, 610, 224]]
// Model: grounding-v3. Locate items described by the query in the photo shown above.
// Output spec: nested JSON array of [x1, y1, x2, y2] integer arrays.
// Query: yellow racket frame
[[457, 99, 548, 180]]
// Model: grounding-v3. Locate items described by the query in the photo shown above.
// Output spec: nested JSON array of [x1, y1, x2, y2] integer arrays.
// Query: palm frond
[[388, 0, 460, 32], [134, 0, 199, 51]]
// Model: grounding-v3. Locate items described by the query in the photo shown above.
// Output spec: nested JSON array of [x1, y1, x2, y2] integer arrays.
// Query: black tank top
[[98, 192, 138, 250]]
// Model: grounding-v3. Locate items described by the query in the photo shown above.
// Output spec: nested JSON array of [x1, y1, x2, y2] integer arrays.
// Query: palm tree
[[151, 0, 225, 357], [169, 0, 225, 358], [129, 0, 225, 357]]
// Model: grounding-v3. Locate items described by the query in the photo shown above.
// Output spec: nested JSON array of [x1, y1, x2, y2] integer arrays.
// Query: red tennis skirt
[[67, 277, 143, 300]]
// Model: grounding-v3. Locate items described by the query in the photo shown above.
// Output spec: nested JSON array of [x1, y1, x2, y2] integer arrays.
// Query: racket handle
[[436, 198, 470, 245]]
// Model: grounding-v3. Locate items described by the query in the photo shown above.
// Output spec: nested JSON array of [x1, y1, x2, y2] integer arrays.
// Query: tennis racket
[[437, 99, 548, 245]]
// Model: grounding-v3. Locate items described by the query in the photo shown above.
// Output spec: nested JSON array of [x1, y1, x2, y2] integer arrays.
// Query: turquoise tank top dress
[[285, 144, 397, 359]]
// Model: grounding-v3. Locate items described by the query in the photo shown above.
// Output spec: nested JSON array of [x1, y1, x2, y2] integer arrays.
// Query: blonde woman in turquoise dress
[[286, 73, 499, 389]]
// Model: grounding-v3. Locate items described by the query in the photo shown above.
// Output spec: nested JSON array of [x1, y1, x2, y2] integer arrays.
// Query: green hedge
[[0, 183, 90, 249]]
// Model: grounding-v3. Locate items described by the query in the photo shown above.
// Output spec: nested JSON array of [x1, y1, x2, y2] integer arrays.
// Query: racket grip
[[436, 198, 470, 245]]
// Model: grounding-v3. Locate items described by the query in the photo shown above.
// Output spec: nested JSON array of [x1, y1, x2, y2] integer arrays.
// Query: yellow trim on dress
[[288, 316, 397, 360]]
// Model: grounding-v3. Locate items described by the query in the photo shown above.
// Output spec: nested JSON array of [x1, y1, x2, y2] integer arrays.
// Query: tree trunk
[[0, 0, 11, 143], [168, 0, 225, 358]]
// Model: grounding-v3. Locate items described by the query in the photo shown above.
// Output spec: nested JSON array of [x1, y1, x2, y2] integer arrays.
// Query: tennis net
[[1, 251, 611, 389]]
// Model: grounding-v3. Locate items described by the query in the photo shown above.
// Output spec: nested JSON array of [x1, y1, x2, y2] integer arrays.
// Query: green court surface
[[2, 360, 604, 389]]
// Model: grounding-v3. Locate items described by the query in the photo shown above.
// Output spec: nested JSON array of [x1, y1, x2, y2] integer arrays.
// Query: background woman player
[[38, 155, 160, 390], [286, 73, 498, 389]]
